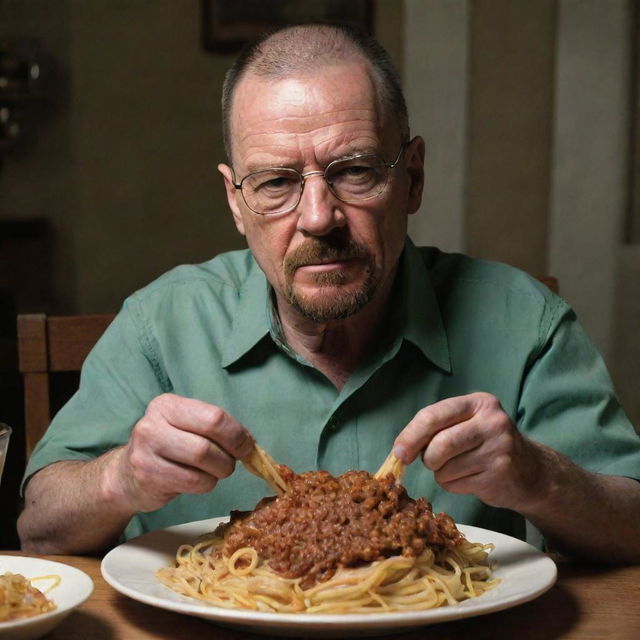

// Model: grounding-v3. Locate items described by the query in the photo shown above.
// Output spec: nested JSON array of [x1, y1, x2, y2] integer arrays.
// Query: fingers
[[145, 394, 254, 459], [393, 392, 546, 511], [430, 433, 525, 508], [131, 422, 237, 480], [125, 446, 220, 500], [422, 420, 486, 471], [393, 393, 499, 463], [119, 394, 255, 513]]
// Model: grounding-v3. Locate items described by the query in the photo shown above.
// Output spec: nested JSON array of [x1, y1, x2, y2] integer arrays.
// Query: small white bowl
[[0, 556, 94, 640]]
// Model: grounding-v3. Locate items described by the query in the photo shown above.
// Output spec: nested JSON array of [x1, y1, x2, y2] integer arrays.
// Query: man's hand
[[393, 392, 640, 563], [18, 393, 255, 554], [393, 392, 549, 512], [103, 394, 255, 514]]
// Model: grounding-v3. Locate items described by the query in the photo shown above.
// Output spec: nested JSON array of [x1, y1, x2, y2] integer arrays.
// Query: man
[[19, 25, 640, 560]]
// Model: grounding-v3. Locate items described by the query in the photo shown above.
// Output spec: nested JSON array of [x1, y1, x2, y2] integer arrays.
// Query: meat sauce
[[220, 468, 463, 588]]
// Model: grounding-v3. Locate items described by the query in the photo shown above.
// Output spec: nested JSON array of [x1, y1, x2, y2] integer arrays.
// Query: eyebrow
[[331, 147, 381, 162], [242, 146, 383, 175]]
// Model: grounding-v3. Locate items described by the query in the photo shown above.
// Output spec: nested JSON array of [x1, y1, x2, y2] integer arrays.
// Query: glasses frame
[[231, 140, 409, 216]]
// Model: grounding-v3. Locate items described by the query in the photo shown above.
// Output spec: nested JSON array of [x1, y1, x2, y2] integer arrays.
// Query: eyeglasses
[[231, 141, 408, 216]]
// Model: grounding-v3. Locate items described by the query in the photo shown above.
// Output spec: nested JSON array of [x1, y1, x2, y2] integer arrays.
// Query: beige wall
[[68, 1, 241, 313], [0, 0, 75, 310], [405, 0, 467, 253], [1, 0, 241, 313], [0, 1, 403, 314], [404, 0, 639, 429], [466, 0, 556, 277]]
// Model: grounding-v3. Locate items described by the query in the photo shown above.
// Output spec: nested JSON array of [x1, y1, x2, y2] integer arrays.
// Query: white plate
[[0, 556, 94, 640], [101, 517, 557, 637]]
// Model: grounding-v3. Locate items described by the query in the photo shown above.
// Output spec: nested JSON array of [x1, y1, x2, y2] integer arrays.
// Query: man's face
[[219, 62, 424, 323]]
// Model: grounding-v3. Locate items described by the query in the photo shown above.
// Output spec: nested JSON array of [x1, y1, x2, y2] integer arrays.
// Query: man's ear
[[218, 163, 246, 235], [404, 136, 425, 216]]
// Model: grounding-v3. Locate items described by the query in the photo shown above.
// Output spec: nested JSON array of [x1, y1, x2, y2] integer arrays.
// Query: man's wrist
[[516, 441, 577, 519], [99, 446, 140, 517]]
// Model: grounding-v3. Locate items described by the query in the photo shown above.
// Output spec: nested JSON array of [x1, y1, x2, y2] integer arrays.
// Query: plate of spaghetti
[[0, 556, 93, 639], [101, 446, 557, 637]]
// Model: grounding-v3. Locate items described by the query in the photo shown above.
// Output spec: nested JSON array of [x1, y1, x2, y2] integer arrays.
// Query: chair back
[[536, 276, 559, 294], [17, 313, 115, 457]]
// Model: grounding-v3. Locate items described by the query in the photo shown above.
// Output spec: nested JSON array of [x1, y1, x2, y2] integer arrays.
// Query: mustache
[[284, 236, 370, 276]]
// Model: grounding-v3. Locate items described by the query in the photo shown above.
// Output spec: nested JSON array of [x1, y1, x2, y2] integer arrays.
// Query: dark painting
[[202, 0, 374, 53]]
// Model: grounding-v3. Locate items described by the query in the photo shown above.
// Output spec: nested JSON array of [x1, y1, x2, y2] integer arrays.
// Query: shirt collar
[[395, 238, 451, 373], [221, 239, 451, 374], [220, 257, 272, 368]]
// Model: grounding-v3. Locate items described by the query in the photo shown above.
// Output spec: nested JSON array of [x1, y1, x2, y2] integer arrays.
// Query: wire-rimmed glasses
[[232, 141, 408, 216]]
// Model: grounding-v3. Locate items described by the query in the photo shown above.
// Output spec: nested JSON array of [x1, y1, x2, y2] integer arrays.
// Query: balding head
[[221, 24, 409, 163]]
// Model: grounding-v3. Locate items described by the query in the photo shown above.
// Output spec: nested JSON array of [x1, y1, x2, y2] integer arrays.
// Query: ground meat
[[220, 468, 464, 588]]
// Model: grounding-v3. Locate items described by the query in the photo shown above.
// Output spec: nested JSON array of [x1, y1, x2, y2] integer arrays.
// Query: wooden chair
[[536, 276, 559, 294], [17, 313, 115, 457]]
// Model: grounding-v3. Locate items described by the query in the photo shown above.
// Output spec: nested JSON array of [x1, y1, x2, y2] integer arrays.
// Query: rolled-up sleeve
[[517, 303, 640, 479]]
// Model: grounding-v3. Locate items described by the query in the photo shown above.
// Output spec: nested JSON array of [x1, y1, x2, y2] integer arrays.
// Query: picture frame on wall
[[201, 0, 374, 53]]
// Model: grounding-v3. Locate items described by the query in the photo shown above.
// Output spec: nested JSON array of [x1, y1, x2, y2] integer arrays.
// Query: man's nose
[[295, 173, 346, 235]]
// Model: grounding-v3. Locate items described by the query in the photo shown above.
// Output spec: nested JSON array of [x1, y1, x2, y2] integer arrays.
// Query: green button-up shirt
[[25, 240, 640, 544]]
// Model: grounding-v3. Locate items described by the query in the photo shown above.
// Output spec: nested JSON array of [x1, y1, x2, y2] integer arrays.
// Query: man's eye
[[331, 165, 377, 182], [254, 176, 296, 191], [342, 165, 371, 177], [261, 177, 288, 188]]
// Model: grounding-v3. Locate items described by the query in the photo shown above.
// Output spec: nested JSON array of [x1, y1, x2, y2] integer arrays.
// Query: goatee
[[283, 235, 378, 322]]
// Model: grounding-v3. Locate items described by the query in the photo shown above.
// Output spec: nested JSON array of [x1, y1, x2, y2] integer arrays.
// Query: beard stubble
[[282, 234, 378, 322]]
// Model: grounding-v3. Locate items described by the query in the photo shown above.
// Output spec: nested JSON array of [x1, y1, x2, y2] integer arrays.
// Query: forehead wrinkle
[[236, 108, 378, 141], [236, 122, 384, 173], [232, 76, 379, 132], [230, 68, 389, 169]]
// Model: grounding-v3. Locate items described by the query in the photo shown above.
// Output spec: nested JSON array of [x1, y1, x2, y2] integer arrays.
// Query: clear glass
[[0, 424, 11, 486], [233, 142, 407, 216]]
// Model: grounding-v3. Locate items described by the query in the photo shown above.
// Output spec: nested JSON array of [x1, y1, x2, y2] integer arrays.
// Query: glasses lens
[[242, 169, 301, 215], [326, 155, 389, 202]]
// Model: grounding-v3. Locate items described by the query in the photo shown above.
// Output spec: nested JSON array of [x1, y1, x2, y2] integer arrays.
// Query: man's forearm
[[522, 445, 640, 563], [18, 449, 135, 554]]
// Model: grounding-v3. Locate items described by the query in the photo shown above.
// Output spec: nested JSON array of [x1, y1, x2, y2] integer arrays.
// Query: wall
[[1, 0, 241, 314], [405, 0, 467, 253], [404, 0, 639, 428], [0, 0, 75, 310], [0, 0, 403, 314], [549, 0, 631, 361], [467, 0, 556, 278], [69, 1, 242, 313]]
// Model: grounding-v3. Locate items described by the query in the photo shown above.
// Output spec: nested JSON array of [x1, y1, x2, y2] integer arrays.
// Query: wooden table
[[3, 552, 640, 639]]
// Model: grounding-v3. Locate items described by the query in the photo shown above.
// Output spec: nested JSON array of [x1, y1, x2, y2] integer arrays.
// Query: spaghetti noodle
[[157, 446, 497, 613], [241, 443, 291, 495], [0, 572, 59, 622]]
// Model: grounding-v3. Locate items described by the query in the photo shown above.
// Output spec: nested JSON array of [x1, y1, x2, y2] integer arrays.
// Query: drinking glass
[[0, 424, 11, 485]]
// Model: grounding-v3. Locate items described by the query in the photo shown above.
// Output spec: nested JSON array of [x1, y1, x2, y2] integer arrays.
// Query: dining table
[[2, 550, 640, 639]]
